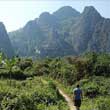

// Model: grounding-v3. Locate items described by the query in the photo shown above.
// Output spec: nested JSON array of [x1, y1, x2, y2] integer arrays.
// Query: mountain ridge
[[9, 6, 110, 57]]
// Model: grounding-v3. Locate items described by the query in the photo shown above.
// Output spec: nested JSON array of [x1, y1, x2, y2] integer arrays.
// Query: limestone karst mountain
[[0, 22, 14, 57], [9, 6, 110, 57]]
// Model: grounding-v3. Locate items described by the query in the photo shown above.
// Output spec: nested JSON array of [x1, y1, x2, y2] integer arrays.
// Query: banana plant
[[0, 52, 3, 67], [4, 57, 17, 86]]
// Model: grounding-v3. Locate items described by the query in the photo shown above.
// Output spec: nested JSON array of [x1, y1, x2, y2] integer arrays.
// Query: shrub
[[18, 59, 33, 70], [96, 97, 110, 110]]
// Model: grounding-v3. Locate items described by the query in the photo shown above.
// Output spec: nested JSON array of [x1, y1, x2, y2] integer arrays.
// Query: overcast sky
[[0, 0, 109, 32]]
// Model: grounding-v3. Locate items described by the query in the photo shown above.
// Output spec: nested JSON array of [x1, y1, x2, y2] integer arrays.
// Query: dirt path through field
[[41, 78, 76, 110], [58, 88, 76, 110]]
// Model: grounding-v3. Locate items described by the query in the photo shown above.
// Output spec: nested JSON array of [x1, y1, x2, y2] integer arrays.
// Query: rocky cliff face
[[69, 6, 102, 54], [9, 6, 110, 58], [0, 22, 14, 57]]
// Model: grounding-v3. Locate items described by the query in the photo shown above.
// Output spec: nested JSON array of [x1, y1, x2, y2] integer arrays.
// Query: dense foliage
[[0, 52, 110, 109], [0, 77, 68, 110]]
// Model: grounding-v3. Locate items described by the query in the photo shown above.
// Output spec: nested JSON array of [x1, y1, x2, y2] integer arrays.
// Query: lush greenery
[[0, 52, 110, 109], [0, 77, 68, 110]]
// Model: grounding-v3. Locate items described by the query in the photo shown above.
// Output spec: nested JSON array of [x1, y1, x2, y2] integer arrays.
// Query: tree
[[4, 57, 17, 86]]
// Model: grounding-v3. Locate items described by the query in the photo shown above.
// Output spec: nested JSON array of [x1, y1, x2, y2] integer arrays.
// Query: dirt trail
[[41, 78, 76, 110], [58, 88, 76, 110]]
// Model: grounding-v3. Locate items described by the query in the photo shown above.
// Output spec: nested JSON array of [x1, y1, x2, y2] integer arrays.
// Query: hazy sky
[[0, 1, 109, 32]]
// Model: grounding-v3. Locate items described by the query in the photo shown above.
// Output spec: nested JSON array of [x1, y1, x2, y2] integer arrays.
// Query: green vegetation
[[0, 52, 110, 109], [0, 77, 68, 110]]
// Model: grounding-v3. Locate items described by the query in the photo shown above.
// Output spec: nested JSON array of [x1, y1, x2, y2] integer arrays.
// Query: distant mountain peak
[[83, 6, 101, 16], [0, 22, 4, 26], [39, 12, 51, 18], [56, 6, 77, 12], [53, 6, 80, 20], [84, 6, 96, 11], [0, 22, 6, 31], [38, 12, 57, 26], [23, 20, 38, 32]]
